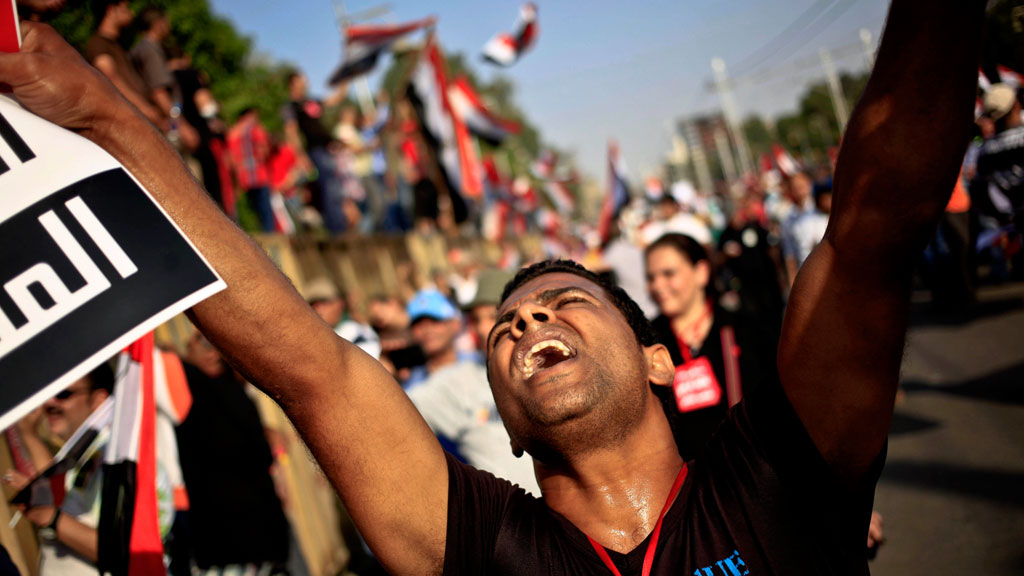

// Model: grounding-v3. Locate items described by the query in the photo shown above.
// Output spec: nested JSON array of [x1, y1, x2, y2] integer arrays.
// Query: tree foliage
[[46, 0, 293, 133], [740, 70, 869, 166]]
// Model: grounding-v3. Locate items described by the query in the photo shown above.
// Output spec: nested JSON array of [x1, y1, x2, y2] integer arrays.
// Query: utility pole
[[711, 57, 754, 178], [859, 28, 875, 71], [332, 0, 391, 116], [683, 120, 714, 195], [819, 47, 850, 134], [713, 127, 738, 182]]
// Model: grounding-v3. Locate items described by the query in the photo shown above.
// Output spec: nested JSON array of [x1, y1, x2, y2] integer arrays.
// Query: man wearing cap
[[973, 83, 1024, 236], [402, 289, 466, 389], [305, 277, 382, 360], [404, 289, 541, 494]]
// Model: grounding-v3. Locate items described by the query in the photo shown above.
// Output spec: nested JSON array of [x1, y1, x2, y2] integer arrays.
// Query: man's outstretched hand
[[0, 22, 130, 138]]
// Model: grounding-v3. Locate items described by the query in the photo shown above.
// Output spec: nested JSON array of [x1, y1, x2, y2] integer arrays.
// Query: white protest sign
[[0, 94, 225, 431]]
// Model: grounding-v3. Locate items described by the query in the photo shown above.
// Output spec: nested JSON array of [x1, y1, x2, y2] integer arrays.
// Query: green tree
[[984, 0, 1024, 74], [47, 0, 293, 132], [741, 115, 774, 160]]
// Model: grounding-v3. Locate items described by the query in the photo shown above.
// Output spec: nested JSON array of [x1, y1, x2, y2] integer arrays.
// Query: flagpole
[[332, 0, 378, 117]]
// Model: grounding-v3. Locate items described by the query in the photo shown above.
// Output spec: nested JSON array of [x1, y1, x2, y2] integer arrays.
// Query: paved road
[[870, 283, 1024, 574]]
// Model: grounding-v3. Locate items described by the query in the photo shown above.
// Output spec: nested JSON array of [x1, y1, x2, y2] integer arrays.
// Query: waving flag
[[448, 78, 521, 146], [408, 35, 483, 214], [597, 141, 631, 244], [530, 151, 576, 215], [997, 65, 1022, 92], [11, 397, 114, 511], [98, 334, 165, 576], [771, 143, 801, 178], [482, 3, 538, 67], [329, 18, 435, 86]]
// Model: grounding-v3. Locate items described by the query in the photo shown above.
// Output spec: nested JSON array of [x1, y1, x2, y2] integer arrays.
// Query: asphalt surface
[[870, 282, 1024, 574]]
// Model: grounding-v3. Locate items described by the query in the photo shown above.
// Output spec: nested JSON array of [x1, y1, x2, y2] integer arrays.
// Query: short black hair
[[91, 0, 126, 26], [813, 181, 833, 202], [644, 233, 708, 266], [500, 259, 658, 347], [85, 361, 115, 396], [137, 6, 166, 32]]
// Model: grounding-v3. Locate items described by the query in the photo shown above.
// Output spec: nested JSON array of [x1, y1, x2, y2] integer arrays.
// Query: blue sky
[[209, 0, 891, 180]]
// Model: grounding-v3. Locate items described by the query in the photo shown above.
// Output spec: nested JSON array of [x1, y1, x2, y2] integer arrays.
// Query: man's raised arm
[[0, 23, 449, 575], [779, 0, 984, 485]]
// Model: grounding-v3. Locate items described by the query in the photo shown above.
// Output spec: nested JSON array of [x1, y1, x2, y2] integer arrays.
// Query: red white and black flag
[[530, 151, 576, 215], [408, 34, 483, 221], [482, 3, 538, 67], [771, 143, 801, 178], [598, 141, 631, 244], [447, 78, 521, 146], [329, 17, 435, 86], [98, 333, 165, 576]]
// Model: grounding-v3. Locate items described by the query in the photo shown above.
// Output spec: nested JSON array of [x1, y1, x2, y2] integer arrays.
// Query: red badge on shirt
[[673, 357, 721, 413], [0, 0, 19, 54]]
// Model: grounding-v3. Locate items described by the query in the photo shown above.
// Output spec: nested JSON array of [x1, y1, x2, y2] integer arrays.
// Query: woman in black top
[[645, 233, 778, 460]]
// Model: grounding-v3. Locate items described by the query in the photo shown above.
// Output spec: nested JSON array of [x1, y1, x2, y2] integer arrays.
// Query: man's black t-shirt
[[442, 379, 884, 575]]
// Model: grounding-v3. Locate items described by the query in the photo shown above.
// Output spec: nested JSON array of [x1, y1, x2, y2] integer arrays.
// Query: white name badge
[[0, 94, 225, 431]]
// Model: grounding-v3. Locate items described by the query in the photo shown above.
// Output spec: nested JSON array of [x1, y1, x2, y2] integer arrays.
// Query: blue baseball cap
[[407, 289, 459, 323]]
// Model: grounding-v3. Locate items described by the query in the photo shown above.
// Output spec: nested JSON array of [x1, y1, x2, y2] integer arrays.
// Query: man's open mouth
[[522, 339, 576, 379]]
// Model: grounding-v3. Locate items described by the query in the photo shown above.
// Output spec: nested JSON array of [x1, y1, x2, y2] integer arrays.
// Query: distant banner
[[0, 95, 225, 431]]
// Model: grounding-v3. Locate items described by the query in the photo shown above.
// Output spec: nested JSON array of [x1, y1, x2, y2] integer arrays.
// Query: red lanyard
[[673, 303, 712, 363], [585, 465, 689, 576]]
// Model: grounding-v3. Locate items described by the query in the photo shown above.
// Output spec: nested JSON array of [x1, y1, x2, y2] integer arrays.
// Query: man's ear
[[645, 343, 675, 388]]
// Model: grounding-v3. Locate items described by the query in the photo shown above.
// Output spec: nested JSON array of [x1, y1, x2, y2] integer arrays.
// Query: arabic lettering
[[0, 196, 137, 358]]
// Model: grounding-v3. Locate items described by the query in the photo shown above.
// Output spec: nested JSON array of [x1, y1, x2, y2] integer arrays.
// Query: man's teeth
[[523, 340, 572, 378]]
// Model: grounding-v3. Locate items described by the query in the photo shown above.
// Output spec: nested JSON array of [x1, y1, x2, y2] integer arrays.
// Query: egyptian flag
[[771, 143, 801, 178], [447, 78, 521, 146], [597, 141, 631, 244], [997, 65, 1023, 92], [10, 398, 115, 512], [329, 18, 435, 85], [271, 193, 296, 235], [481, 156, 508, 241], [482, 3, 538, 67], [98, 333, 165, 576], [541, 181, 576, 215], [530, 151, 575, 214], [408, 35, 483, 221]]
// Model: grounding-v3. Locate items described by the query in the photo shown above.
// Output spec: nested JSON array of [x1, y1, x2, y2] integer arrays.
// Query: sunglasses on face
[[53, 388, 87, 401]]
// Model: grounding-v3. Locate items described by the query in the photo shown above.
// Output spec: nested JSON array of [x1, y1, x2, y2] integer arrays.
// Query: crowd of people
[[1, 0, 1021, 574]]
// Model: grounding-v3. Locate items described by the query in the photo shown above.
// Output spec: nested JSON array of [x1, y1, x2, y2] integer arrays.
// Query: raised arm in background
[[0, 23, 449, 575], [778, 0, 985, 485]]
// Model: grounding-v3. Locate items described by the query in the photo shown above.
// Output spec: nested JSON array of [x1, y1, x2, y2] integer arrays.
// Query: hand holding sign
[[0, 22, 128, 136], [0, 20, 224, 431]]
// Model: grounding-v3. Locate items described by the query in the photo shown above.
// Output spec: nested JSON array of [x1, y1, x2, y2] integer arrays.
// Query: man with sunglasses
[[4, 364, 113, 575]]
